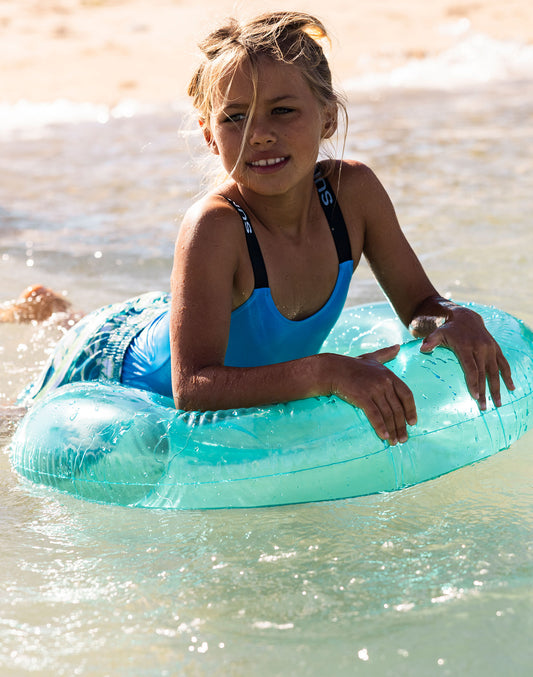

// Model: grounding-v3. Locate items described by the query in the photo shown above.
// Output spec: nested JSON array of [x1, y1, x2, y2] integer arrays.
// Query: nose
[[248, 116, 276, 146]]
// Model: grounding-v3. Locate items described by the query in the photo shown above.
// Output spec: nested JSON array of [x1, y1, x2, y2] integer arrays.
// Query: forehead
[[213, 56, 313, 107]]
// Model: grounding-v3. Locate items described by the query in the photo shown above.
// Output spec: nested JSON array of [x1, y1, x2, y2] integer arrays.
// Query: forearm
[[173, 354, 331, 412], [174, 345, 419, 445]]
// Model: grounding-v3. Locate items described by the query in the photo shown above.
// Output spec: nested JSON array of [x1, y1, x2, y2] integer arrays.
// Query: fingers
[[496, 347, 515, 393], [369, 344, 401, 365], [485, 362, 501, 408], [333, 351, 417, 445], [439, 347, 502, 410], [420, 328, 443, 353], [473, 351, 488, 410], [456, 344, 518, 410], [457, 349, 483, 405], [480, 346, 515, 408], [418, 322, 516, 409], [362, 378, 417, 446], [363, 400, 391, 442], [388, 380, 417, 444], [354, 347, 416, 443]]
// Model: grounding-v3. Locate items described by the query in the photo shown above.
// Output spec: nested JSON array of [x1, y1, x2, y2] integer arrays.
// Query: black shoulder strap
[[223, 197, 269, 289], [223, 173, 351, 290], [313, 168, 352, 263]]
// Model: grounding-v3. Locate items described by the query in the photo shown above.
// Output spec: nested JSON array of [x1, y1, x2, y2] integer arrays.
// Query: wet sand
[[2, 0, 533, 105]]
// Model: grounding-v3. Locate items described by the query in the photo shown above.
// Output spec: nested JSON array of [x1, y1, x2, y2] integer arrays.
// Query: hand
[[327, 346, 417, 445], [419, 306, 515, 409]]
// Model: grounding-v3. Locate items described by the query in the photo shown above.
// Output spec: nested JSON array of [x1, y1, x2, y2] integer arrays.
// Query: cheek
[[214, 127, 246, 161]]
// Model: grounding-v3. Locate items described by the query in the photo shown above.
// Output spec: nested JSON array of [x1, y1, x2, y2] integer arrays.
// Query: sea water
[[1, 35, 532, 676]]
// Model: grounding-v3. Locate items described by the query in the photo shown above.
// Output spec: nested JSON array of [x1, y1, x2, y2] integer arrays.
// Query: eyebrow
[[223, 94, 298, 110]]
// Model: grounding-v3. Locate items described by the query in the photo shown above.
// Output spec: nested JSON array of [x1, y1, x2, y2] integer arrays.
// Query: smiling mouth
[[248, 157, 288, 168]]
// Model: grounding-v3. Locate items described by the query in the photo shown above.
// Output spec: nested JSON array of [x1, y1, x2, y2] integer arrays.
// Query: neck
[[236, 179, 316, 238]]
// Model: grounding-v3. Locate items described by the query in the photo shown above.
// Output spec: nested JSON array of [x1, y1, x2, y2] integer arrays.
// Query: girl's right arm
[[170, 197, 416, 444]]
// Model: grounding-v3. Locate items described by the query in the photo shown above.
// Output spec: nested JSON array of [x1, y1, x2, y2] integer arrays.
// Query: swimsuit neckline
[[233, 259, 353, 324]]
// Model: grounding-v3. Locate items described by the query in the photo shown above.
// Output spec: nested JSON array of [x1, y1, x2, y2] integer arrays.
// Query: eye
[[223, 112, 247, 123], [272, 107, 294, 115]]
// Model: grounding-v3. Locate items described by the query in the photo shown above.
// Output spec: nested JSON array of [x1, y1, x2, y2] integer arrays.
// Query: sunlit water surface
[[1, 46, 532, 676]]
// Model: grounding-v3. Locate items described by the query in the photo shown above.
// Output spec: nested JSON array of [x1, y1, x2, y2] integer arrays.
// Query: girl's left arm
[[340, 161, 514, 410]]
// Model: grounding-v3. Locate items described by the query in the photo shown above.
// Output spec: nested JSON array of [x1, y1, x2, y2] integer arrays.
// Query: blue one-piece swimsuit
[[121, 171, 354, 398]]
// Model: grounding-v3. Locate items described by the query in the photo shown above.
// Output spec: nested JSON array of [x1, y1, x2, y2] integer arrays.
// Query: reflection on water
[[1, 434, 531, 675], [0, 66, 532, 676]]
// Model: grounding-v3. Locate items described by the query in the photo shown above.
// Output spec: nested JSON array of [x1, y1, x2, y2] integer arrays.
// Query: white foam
[[0, 99, 157, 138], [345, 33, 533, 92], [1, 34, 531, 138]]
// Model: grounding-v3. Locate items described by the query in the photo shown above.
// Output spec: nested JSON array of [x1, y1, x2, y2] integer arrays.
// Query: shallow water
[[1, 40, 532, 676]]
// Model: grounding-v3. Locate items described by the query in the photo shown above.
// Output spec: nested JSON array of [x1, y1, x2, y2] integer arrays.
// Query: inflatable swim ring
[[10, 302, 533, 509]]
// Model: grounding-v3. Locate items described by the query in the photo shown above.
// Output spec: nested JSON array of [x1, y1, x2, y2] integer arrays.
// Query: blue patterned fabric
[[19, 292, 169, 405]]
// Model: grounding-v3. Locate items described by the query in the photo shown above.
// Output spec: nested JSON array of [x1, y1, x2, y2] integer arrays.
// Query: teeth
[[251, 157, 285, 167]]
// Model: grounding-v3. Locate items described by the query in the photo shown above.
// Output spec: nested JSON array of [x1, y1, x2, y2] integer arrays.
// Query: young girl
[[16, 12, 514, 446]]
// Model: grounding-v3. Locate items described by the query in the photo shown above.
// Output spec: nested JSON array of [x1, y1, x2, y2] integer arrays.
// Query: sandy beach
[[1, 0, 532, 105]]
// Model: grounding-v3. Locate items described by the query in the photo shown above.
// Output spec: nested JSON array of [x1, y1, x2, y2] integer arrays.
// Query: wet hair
[[188, 11, 347, 165]]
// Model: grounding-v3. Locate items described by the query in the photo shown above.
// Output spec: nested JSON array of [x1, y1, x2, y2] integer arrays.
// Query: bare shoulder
[[172, 186, 250, 296], [325, 159, 383, 194], [178, 189, 244, 249], [318, 159, 391, 228]]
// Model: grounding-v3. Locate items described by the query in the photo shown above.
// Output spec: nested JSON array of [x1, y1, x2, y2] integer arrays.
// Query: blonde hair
[[188, 11, 347, 168]]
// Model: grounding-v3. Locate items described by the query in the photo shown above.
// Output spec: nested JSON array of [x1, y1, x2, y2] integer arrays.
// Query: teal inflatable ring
[[10, 302, 533, 509]]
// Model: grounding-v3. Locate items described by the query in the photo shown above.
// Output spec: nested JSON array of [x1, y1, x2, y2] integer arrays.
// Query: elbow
[[172, 370, 193, 411], [172, 372, 211, 412], [173, 393, 193, 412], [173, 381, 198, 412], [172, 361, 229, 411]]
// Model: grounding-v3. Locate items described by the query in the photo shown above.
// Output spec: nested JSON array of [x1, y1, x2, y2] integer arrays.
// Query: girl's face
[[204, 56, 335, 197]]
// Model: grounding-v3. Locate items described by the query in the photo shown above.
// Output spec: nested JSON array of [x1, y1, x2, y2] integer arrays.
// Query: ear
[[321, 106, 338, 140], [199, 119, 219, 155]]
